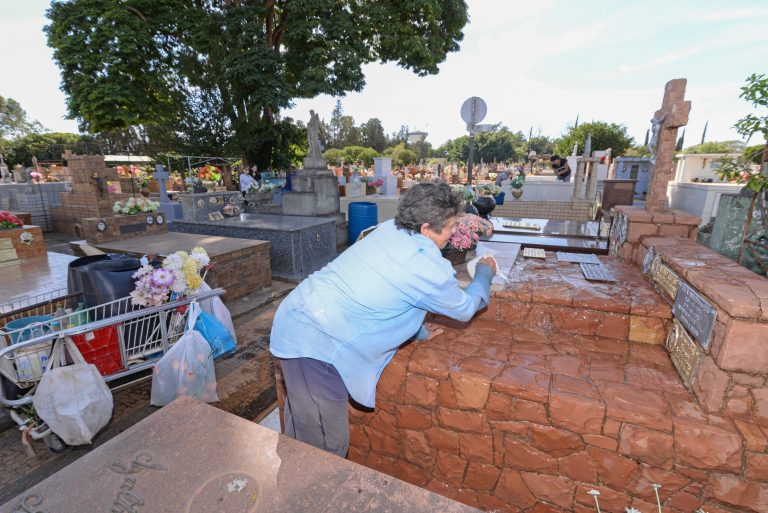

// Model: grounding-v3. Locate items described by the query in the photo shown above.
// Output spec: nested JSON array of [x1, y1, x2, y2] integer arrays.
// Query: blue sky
[[2, 0, 766, 149]]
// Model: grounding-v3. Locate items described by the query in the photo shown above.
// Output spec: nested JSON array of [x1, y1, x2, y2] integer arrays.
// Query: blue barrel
[[348, 202, 378, 244]]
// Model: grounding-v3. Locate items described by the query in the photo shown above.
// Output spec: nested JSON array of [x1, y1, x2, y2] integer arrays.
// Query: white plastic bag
[[32, 336, 114, 445], [150, 313, 218, 406]]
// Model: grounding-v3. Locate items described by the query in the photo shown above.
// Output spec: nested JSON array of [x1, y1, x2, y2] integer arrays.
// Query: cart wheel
[[43, 433, 70, 455]]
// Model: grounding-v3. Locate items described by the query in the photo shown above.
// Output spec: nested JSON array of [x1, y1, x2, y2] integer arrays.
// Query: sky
[[1, 0, 767, 149]]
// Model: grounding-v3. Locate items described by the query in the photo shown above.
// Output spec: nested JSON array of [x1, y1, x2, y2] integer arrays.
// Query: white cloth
[[239, 173, 256, 192]]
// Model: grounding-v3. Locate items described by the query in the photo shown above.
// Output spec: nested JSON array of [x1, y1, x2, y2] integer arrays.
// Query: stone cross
[[645, 78, 691, 212], [153, 164, 171, 205]]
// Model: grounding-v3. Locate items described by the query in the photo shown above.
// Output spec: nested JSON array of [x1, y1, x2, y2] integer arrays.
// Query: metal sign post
[[460, 97, 487, 186]]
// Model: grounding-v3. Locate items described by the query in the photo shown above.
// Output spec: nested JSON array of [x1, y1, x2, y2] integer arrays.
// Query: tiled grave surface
[[488, 253, 673, 344], [343, 323, 765, 513], [0, 397, 481, 513], [0, 252, 76, 307], [325, 247, 766, 512]]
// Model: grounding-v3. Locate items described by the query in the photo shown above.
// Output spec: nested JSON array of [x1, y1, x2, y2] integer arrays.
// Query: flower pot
[[441, 246, 469, 266], [202, 180, 217, 193], [494, 192, 505, 205], [511, 187, 523, 199], [473, 195, 496, 219]]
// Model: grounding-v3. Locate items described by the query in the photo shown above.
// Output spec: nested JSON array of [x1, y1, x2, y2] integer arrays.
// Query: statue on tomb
[[307, 109, 322, 159], [648, 110, 668, 164], [0, 155, 10, 183], [12, 164, 24, 183]]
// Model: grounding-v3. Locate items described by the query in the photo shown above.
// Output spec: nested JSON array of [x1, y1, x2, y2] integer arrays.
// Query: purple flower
[[151, 268, 175, 288]]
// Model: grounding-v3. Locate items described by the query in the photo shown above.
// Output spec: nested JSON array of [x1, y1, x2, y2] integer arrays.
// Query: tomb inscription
[[672, 282, 717, 350], [119, 223, 147, 235], [654, 263, 680, 299], [666, 319, 702, 389]]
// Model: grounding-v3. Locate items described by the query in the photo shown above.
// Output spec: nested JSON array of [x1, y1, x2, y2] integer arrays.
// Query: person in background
[[239, 167, 256, 194], [495, 167, 510, 186], [550, 155, 571, 182], [270, 182, 497, 457]]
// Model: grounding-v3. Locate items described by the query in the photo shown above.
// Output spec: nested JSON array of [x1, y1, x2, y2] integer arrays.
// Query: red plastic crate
[[71, 325, 124, 376]]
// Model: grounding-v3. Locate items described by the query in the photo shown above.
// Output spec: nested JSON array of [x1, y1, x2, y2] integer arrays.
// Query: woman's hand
[[478, 256, 497, 275], [423, 322, 445, 341]]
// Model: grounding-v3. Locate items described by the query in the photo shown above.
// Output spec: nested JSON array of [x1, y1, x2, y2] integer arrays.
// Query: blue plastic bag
[[188, 301, 236, 359]]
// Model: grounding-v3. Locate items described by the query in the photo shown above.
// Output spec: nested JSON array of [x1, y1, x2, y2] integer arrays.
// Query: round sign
[[96, 220, 107, 232], [156, 214, 165, 225], [460, 97, 487, 125], [146, 215, 154, 225]]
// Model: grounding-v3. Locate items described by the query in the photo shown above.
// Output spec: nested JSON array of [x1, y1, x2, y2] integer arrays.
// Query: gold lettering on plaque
[[655, 263, 680, 299], [665, 319, 702, 389]]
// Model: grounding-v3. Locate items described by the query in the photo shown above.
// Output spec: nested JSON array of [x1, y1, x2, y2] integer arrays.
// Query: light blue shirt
[[270, 219, 493, 407]]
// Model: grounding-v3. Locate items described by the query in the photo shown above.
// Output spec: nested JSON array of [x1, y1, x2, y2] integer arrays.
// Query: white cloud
[[619, 48, 701, 74]]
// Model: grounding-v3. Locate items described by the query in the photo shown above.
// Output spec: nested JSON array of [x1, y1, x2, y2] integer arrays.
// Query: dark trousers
[[279, 357, 350, 458]]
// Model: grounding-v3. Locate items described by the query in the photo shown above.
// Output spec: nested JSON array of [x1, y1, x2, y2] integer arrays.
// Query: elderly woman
[[270, 182, 496, 457]]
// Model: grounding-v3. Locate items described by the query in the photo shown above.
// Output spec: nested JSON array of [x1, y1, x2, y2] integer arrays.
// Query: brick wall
[[75, 213, 168, 244], [609, 206, 699, 262], [0, 225, 46, 259]]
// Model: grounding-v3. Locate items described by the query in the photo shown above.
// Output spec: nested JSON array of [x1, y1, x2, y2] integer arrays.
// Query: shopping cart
[[0, 287, 226, 408]]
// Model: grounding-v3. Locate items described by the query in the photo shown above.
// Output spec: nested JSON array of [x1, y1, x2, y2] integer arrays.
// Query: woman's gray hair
[[395, 182, 461, 234]]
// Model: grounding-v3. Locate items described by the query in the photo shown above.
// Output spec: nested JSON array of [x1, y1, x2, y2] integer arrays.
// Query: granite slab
[[171, 214, 336, 281], [0, 397, 480, 513]]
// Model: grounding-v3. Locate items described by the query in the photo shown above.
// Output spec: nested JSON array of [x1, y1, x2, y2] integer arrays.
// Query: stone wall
[[635, 237, 768, 422], [179, 191, 244, 221], [609, 205, 700, 262], [494, 199, 593, 221], [0, 183, 69, 231]]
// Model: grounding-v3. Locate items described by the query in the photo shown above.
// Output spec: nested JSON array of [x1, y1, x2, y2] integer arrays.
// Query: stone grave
[[172, 213, 335, 282], [0, 397, 479, 513], [281, 111, 347, 246], [485, 217, 608, 254], [84, 232, 271, 302]]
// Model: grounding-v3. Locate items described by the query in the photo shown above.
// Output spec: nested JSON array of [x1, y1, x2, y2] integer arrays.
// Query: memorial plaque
[[503, 221, 541, 231], [0, 398, 477, 513], [666, 319, 702, 389], [523, 247, 546, 259], [119, 223, 147, 235], [654, 263, 680, 299], [208, 211, 225, 221], [556, 252, 601, 264], [672, 282, 717, 350], [642, 246, 655, 275], [580, 263, 617, 282]]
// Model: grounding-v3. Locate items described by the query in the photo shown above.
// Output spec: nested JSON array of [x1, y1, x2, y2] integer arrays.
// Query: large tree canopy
[[46, 0, 468, 167], [554, 121, 634, 157]]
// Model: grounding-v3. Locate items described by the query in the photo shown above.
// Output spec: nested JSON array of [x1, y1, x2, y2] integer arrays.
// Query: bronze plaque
[[654, 263, 680, 299], [672, 282, 718, 351], [665, 319, 702, 389]]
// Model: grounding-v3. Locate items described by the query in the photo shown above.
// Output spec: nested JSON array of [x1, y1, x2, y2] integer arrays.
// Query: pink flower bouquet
[[447, 214, 493, 250]]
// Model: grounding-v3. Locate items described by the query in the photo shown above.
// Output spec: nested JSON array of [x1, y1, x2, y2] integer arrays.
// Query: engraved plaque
[[672, 282, 717, 350], [119, 223, 147, 235], [666, 319, 702, 389], [642, 246, 655, 275], [654, 263, 680, 299], [556, 252, 601, 264], [580, 263, 617, 282]]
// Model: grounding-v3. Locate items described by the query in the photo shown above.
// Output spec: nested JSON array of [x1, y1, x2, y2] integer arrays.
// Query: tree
[[46, 1, 468, 168], [383, 143, 417, 167], [623, 145, 652, 157], [342, 146, 379, 166], [339, 116, 362, 147], [323, 148, 345, 166], [681, 140, 743, 154], [554, 121, 634, 157], [5, 132, 98, 167], [527, 135, 554, 156], [438, 126, 525, 164], [361, 118, 387, 152], [328, 99, 345, 149], [0, 95, 44, 140]]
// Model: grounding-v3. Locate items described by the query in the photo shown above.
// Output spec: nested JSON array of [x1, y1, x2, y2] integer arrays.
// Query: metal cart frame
[[0, 288, 225, 408]]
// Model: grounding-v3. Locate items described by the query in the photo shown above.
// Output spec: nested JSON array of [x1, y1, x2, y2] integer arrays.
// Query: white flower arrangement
[[113, 197, 159, 215], [130, 246, 211, 307], [245, 182, 277, 194]]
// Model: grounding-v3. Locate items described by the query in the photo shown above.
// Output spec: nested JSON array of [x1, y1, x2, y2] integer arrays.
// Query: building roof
[[103, 155, 154, 164]]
